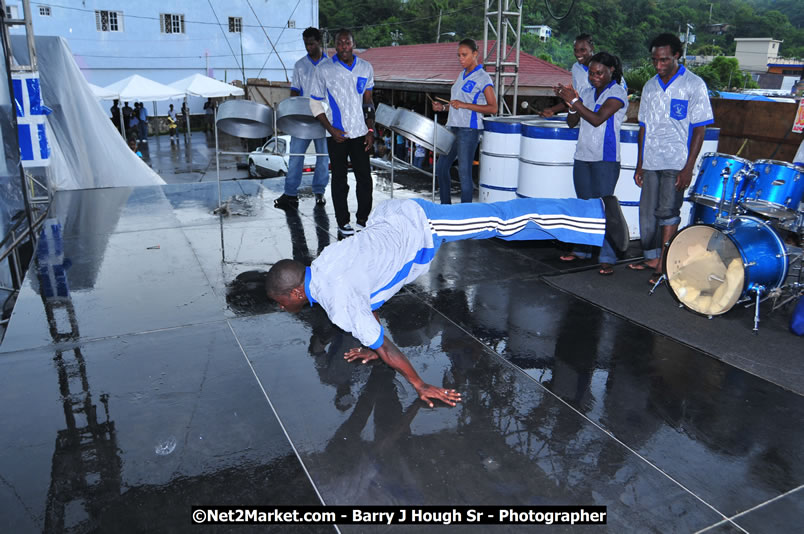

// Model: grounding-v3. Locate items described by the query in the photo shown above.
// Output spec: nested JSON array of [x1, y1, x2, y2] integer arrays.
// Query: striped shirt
[[446, 65, 494, 129], [575, 81, 628, 162]]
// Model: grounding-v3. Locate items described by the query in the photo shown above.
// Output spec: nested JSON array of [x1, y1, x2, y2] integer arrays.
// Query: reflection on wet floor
[[0, 179, 801, 532]]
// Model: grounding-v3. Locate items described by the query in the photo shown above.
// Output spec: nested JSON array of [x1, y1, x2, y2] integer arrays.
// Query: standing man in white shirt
[[275, 27, 331, 210], [630, 33, 714, 284], [309, 29, 375, 237]]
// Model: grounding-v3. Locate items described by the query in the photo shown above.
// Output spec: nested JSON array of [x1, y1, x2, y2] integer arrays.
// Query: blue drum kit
[[664, 153, 804, 331]]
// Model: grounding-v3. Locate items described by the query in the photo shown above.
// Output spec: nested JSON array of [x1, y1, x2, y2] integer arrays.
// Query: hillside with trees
[[320, 0, 803, 90]]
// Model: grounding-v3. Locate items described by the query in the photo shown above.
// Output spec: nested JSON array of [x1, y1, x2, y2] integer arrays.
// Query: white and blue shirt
[[305, 199, 434, 349], [304, 197, 607, 349], [309, 55, 374, 138], [638, 65, 714, 171], [446, 65, 494, 129], [571, 62, 592, 94], [575, 81, 628, 162], [290, 53, 326, 96], [572, 61, 627, 92]]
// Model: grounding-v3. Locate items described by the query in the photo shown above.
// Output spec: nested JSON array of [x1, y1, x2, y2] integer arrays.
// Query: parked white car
[[247, 135, 319, 178]]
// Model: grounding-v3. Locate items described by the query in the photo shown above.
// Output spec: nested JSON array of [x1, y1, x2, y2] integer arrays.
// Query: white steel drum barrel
[[479, 116, 526, 202], [517, 120, 577, 200], [615, 125, 720, 237]]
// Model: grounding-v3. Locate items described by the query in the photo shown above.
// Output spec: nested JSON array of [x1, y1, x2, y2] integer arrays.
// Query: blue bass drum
[[665, 216, 788, 316]]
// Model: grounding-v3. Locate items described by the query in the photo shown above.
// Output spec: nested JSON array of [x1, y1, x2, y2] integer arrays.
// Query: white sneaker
[[338, 223, 355, 236], [354, 222, 366, 232]]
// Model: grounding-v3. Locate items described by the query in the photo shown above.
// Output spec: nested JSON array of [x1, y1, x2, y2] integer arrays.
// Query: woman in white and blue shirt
[[555, 52, 628, 275], [432, 39, 497, 204]]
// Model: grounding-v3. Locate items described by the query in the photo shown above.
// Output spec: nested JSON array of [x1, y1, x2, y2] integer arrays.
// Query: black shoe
[[602, 195, 629, 253], [315, 194, 326, 206], [274, 194, 299, 210], [338, 223, 355, 236]]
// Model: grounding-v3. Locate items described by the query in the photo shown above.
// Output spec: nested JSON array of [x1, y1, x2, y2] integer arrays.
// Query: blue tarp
[[712, 91, 776, 101]]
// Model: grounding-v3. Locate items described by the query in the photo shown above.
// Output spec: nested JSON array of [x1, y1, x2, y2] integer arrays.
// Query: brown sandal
[[598, 264, 615, 276], [559, 253, 580, 262]]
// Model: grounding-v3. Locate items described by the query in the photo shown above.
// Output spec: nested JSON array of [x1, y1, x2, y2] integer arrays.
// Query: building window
[[95, 10, 123, 32], [161, 13, 185, 34], [5, 5, 19, 19], [288, 20, 296, 29], [228, 17, 241, 33], [39, 6, 51, 16]]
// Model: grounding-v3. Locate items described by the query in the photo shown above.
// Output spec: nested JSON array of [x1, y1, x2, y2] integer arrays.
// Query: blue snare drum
[[665, 216, 788, 316], [690, 153, 753, 208], [741, 160, 804, 219]]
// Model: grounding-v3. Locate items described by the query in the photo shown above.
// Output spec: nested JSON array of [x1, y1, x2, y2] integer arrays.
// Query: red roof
[[357, 41, 570, 90]]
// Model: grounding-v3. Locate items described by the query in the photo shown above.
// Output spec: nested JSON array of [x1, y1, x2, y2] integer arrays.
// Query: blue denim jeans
[[285, 136, 329, 196], [436, 127, 480, 204], [639, 169, 683, 260], [571, 160, 620, 263]]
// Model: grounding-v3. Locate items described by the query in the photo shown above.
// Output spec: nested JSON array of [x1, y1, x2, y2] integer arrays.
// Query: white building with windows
[[524, 25, 552, 42], [6, 1, 318, 91]]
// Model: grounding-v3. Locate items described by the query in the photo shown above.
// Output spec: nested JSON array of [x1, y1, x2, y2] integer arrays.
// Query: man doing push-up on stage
[[266, 196, 629, 407]]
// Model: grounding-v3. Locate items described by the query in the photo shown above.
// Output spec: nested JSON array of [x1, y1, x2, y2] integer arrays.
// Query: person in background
[[110, 99, 121, 132], [128, 138, 143, 158], [204, 98, 215, 133], [122, 101, 133, 131], [542, 34, 595, 118], [555, 52, 628, 275], [180, 102, 190, 135], [137, 102, 149, 142], [432, 38, 497, 204], [128, 103, 140, 142], [167, 104, 178, 142], [629, 33, 714, 284], [274, 27, 330, 210], [309, 28, 376, 237], [413, 143, 426, 169]]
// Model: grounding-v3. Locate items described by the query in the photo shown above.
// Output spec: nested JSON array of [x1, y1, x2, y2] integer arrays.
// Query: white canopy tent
[[102, 74, 185, 102], [102, 75, 185, 138], [88, 82, 118, 100], [169, 73, 245, 98], [169, 74, 245, 136]]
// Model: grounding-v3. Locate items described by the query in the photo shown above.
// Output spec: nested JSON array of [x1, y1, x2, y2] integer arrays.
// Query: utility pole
[[682, 23, 694, 64], [436, 9, 442, 42], [390, 30, 402, 46]]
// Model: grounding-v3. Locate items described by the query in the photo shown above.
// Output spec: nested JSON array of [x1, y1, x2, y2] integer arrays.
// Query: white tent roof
[[169, 73, 245, 98], [88, 82, 118, 99], [101, 74, 184, 101]]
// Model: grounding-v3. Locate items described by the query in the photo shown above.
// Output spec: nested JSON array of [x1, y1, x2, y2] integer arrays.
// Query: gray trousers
[[638, 169, 683, 260]]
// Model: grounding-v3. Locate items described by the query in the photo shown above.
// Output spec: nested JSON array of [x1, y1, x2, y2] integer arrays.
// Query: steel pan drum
[[690, 153, 752, 208], [276, 97, 326, 139], [216, 100, 274, 139], [391, 108, 455, 156], [665, 216, 788, 316], [375, 103, 399, 128], [741, 159, 804, 219]]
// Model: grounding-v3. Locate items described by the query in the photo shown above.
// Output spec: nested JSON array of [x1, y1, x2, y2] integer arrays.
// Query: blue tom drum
[[741, 159, 804, 219], [665, 216, 788, 316], [690, 153, 753, 209]]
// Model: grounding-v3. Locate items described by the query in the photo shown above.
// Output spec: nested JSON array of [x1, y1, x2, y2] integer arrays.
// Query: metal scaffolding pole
[[482, 0, 522, 116]]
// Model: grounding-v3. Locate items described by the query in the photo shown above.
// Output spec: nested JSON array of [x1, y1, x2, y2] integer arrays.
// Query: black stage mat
[[543, 265, 804, 396]]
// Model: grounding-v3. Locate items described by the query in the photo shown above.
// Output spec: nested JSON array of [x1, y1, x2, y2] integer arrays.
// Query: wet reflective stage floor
[[1, 178, 802, 533]]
